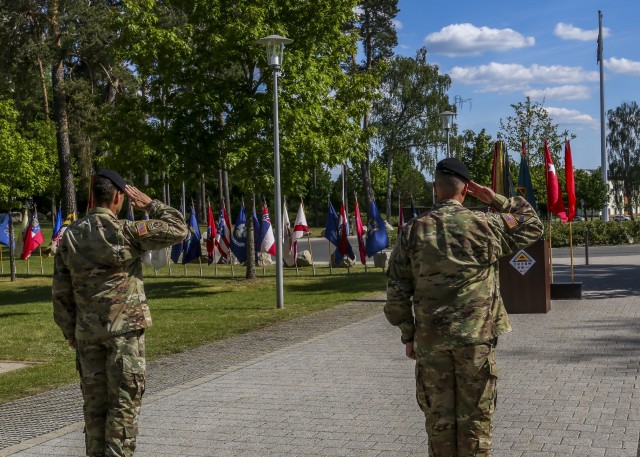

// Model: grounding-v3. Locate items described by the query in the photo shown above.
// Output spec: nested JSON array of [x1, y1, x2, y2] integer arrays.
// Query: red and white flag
[[215, 205, 231, 260], [544, 140, 568, 222], [21, 209, 44, 260], [292, 202, 309, 259], [565, 140, 576, 221], [260, 203, 276, 255], [206, 202, 217, 265], [338, 201, 350, 256], [354, 199, 366, 265]]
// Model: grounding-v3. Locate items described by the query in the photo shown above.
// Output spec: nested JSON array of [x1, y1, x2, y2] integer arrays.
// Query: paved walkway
[[1, 253, 639, 456]]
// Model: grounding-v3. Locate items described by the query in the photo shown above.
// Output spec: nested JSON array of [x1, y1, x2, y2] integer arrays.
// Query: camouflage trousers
[[76, 330, 146, 457], [415, 340, 498, 457]]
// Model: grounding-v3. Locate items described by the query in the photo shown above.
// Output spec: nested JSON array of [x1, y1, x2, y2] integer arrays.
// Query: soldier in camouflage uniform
[[52, 170, 188, 457], [385, 158, 543, 457]]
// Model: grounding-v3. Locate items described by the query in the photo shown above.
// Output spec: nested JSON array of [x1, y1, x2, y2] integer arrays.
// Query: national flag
[[324, 201, 343, 264], [260, 203, 276, 256], [252, 207, 261, 263], [127, 204, 135, 222], [181, 206, 202, 264], [398, 200, 404, 231], [365, 200, 388, 257], [565, 140, 577, 221], [517, 140, 539, 212], [491, 141, 516, 197], [544, 140, 568, 222], [354, 199, 366, 265], [21, 209, 44, 260], [206, 202, 216, 265], [0, 212, 14, 249], [50, 212, 76, 255], [337, 201, 355, 262], [170, 196, 186, 264], [214, 206, 231, 260], [52, 209, 62, 241], [230, 205, 248, 263], [282, 203, 295, 266], [18, 207, 29, 253], [292, 202, 309, 260]]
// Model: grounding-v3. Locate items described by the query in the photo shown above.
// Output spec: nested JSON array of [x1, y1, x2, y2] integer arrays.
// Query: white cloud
[[450, 62, 599, 92], [525, 85, 591, 100], [392, 19, 403, 30], [554, 23, 609, 41], [424, 23, 534, 56], [544, 107, 596, 126], [605, 57, 640, 75]]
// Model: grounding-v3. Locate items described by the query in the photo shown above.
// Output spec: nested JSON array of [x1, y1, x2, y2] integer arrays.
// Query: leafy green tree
[[574, 168, 608, 220], [607, 101, 640, 220], [0, 100, 57, 280], [371, 47, 451, 219], [351, 0, 399, 212], [460, 129, 494, 187]]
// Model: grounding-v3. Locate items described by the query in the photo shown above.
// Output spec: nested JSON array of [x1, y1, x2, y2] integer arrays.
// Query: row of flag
[[324, 199, 389, 266], [495, 139, 577, 223]]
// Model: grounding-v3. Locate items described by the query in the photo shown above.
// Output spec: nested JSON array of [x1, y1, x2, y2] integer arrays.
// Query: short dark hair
[[435, 170, 466, 197], [93, 176, 119, 206]]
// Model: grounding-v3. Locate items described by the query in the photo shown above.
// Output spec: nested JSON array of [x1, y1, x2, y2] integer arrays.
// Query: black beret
[[96, 170, 126, 192], [435, 158, 471, 183]]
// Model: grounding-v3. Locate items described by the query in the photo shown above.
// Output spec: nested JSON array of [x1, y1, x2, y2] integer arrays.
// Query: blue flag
[[324, 201, 350, 264], [230, 206, 248, 263], [0, 212, 14, 249], [181, 207, 202, 264], [365, 200, 388, 257], [252, 209, 261, 261], [517, 149, 539, 212], [127, 205, 135, 222], [52, 210, 62, 240]]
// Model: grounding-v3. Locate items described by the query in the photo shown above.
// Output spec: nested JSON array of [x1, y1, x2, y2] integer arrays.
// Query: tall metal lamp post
[[438, 111, 456, 158], [256, 34, 292, 310]]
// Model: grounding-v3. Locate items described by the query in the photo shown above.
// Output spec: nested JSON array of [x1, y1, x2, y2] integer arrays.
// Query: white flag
[[282, 203, 295, 266], [292, 203, 309, 259]]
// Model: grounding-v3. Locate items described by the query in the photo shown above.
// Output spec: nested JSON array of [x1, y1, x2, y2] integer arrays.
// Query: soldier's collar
[[89, 207, 118, 219], [434, 199, 462, 208]]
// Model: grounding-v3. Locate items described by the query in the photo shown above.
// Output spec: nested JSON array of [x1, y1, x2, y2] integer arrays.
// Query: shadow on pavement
[[552, 263, 640, 299]]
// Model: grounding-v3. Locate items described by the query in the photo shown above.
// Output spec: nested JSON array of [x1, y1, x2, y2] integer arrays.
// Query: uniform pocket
[[121, 355, 146, 401]]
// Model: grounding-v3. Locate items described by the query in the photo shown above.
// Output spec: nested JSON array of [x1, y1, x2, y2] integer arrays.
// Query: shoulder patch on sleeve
[[136, 221, 149, 237], [501, 213, 518, 229]]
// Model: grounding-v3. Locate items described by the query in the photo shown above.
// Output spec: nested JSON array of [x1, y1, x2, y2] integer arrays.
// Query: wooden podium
[[498, 239, 550, 314]]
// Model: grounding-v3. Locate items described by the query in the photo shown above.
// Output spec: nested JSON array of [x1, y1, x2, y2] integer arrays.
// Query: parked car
[[572, 216, 585, 222], [613, 215, 630, 222]]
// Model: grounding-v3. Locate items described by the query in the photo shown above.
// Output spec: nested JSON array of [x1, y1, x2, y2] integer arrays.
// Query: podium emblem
[[509, 249, 536, 275]]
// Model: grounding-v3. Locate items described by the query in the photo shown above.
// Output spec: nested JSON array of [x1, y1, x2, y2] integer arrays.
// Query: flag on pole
[[252, 207, 261, 261], [565, 140, 577, 221], [282, 203, 296, 266], [544, 140, 568, 222], [170, 194, 186, 264], [398, 200, 404, 231], [338, 201, 355, 261], [354, 199, 366, 265], [365, 200, 388, 257], [292, 202, 309, 260], [127, 204, 135, 222], [206, 202, 216, 265], [411, 198, 418, 218], [50, 212, 76, 255], [230, 205, 248, 263], [0, 212, 14, 249], [517, 140, 539, 212], [492, 141, 516, 197], [215, 206, 231, 261], [21, 209, 44, 260], [181, 206, 202, 264], [260, 203, 276, 256], [324, 201, 343, 264]]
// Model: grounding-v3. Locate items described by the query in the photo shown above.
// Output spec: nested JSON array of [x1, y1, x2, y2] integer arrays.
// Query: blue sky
[[392, 0, 639, 170]]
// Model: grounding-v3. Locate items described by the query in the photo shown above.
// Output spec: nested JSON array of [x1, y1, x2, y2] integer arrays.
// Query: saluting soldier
[[52, 170, 188, 457], [385, 158, 543, 457]]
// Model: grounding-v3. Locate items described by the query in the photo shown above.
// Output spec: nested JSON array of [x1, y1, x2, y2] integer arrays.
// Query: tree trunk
[[218, 168, 224, 209], [50, 0, 77, 217], [385, 151, 394, 220], [361, 112, 373, 213], [199, 175, 206, 222], [222, 165, 231, 216], [36, 57, 49, 117], [245, 199, 256, 279]]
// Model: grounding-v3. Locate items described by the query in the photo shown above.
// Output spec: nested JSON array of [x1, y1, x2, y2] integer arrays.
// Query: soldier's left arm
[[486, 194, 544, 257], [123, 200, 188, 252], [52, 246, 76, 341], [384, 228, 416, 343]]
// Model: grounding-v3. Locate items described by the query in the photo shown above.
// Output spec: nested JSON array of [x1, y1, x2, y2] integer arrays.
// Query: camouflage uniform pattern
[[385, 194, 543, 457], [52, 200, 187, 457]]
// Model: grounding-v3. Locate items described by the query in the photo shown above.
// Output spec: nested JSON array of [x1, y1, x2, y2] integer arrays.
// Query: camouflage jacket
[[52, 200, 188, 341], [385, 194, 543, 352]]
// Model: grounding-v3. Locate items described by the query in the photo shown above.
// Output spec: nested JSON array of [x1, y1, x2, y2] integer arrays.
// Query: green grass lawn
[[0, 264, 386, 404]]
